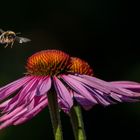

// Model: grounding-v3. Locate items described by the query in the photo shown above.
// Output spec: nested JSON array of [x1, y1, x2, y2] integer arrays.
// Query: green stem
[[47, 89, 63, 140], [69, 105, 86, 140]]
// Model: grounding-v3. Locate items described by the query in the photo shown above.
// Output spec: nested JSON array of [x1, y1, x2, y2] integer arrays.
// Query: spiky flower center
[[26, 49, 93, 76], [26, 50, 70, 76], [67, 57, 93, 76]]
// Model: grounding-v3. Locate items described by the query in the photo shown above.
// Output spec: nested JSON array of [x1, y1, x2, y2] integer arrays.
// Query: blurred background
[[0, 0, 139, 140]]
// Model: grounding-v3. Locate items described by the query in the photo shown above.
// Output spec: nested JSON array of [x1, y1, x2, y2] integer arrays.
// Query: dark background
[[0, 0, 140, 140]]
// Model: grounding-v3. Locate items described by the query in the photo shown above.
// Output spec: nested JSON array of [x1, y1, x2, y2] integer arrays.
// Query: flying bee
[[0, 29, 31, 48]]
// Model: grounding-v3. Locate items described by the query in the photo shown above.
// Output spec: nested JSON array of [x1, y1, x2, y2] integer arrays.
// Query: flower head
[[67, 57, 93, 76], [0, 49, 140, 129], [26, 50, 70, 76]]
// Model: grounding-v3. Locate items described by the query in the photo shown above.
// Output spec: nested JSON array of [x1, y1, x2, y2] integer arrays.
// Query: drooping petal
[[78, 74, 140, 97], [3, 77, 40, 113], [71, 79, 113, 106], [69, 74, 127, 97], [79, 74, 140, 102], [70, 74, 112, 93], [109, 92, 122, 102], [82, 84, 113, 106], [93, 86, 139, 103], [61, 75, 98, 104], [0, 76, 30, 91], [0, 108, 27, 130], [0, 76, 33, 101], [13, 97, 48, 125], [27, 94, 47, 111], [36, 76, 51, 96], [0, 99, 12, 110], [57, 90, 73, 113], [53, 77, 73, 110], [0, 105, 25, 122], [62, 74, 140, 106], [110, 81, 140, 92], [0, 76, 50, 129], [73, 91, 95, 110], [0, 95, 48, 127], [57, 100, 70, 113]]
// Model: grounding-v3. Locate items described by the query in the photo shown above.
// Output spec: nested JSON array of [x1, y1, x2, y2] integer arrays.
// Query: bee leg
[[4, 43, 9, 48], [11, 41, 14, 48], [10, 42, 14, 48], [8, 42, 14, 48]]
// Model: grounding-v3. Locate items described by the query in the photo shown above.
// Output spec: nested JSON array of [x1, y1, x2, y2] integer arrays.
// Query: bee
[[0, 29, 31, 48]]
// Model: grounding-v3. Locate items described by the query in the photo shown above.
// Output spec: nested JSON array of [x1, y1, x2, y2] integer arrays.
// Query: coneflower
[[0, 49, 140, 140]]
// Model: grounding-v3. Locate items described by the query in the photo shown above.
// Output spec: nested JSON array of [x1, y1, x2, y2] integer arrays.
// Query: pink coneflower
[[0, 49, 140, 130]]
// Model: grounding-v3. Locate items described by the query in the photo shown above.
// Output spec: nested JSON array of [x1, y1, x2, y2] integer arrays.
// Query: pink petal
[[73, 91, 95, 110], [53, 77, 73, 110], [13, 98, 48, 125], [3, 77, 40, 113], [82, 84, 111, 106], [0, 76, 33, 101], [57, 89, 73, 113], [0, 108, 27, 130], [27, 94, 47, 111], [0, 105, 25, 122], [37, 77, 51, 95], [110, 81, 140, 89], [0, 99, 12, 109], [79, 75, 138, 96], [0, 76, 30, 91], [61, 75, 98, 104], [110, 92, 122, 102], [0, 96, 48, 128], [70, 74, 112, 93]]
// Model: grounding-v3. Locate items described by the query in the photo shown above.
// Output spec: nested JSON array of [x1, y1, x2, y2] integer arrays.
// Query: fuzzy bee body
[[0, 29, 31, 48]]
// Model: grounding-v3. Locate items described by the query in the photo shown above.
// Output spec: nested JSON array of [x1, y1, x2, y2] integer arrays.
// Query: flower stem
[[47, 89, 63, 140], [69, 105, 86, 140]]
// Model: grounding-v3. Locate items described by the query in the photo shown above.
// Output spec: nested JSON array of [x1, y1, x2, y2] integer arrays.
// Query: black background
[[0, 0, 140, 140]]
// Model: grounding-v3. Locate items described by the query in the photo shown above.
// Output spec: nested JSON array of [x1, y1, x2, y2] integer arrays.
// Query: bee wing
[[16, 36, 31, 43], [0, 29, 5, 33]]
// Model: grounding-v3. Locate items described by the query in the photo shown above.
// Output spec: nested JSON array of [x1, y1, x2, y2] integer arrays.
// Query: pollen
[[67, 57, 93, 76], [26, 50, 70, 76]]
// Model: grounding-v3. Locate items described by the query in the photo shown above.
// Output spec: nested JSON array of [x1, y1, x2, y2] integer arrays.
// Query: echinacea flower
[[0, 49, 140, 130]]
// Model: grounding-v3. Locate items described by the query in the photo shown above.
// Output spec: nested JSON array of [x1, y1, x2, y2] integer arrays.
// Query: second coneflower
[[0, 49, 140, 140]]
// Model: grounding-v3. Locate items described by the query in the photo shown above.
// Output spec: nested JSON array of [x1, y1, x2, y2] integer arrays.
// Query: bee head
[[7, 31, 16, 39]]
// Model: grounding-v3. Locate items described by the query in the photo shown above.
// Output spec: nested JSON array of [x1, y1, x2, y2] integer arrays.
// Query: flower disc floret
[[26, 50, 70, 76], [67, 57, 93, 76]]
